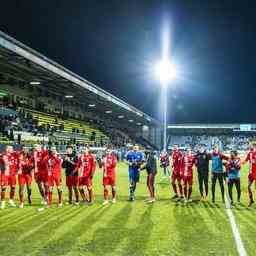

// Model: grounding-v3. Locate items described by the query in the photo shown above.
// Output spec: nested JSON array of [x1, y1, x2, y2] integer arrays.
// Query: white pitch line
[[225, 195, 247, 256]]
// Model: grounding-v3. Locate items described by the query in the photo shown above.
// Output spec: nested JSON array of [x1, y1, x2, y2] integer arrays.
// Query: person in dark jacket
[[62, 146, 79, 205], [195, 145, 210, 201], [140, 150, 157, 203]]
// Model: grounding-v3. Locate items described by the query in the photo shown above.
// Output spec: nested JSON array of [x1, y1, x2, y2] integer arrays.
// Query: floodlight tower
[[155, 25, 176, 152]]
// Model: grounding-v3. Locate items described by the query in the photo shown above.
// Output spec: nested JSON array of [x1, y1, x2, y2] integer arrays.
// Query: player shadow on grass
[[172, 203, 213, 255], [17, 206, 82, 242], [36, 204, 113, 256], [0, 210, 40, 229], [79, 204, 133, 255], [121, 204, 154, 256], [232, 209, 256, 232], [0, 208, 35, 224], [81, 203, 155, 256]]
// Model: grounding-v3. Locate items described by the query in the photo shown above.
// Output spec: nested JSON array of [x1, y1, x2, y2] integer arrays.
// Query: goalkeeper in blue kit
[[126, 145, 145, 201]]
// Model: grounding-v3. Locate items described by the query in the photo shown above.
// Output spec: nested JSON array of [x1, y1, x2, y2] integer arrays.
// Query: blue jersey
[[126, 151, 144, 170], [228, 168, 240, 179], [211, 153, 227, 173], [227, 159, 241, 180]]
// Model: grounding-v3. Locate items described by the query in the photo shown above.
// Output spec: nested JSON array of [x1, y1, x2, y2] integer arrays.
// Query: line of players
[[160, 144, 256, 206], [1, 143, 256, 209], [0, 144, 117, 209]]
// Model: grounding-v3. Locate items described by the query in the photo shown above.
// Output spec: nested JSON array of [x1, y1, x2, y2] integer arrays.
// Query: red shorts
[[7, 175, 17, 187], [103, 176, 116, 186], [248, 172, 256, 183], [48, 174, 62, 187], [183, 175, 193, 186], [35, 172, 48, 183], [171, 171, 183, 182], [79, 176, 92, 187], [66, 176, 79, 187], [18, 173, 32, 186], [0, 173, 8, 186]]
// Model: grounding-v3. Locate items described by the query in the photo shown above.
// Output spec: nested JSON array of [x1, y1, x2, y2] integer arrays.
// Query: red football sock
[[104, 188, 108, 200], [48, 191, 52, 205]]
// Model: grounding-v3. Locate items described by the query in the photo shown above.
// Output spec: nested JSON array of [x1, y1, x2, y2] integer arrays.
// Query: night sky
[[0, 1, 256, 123]]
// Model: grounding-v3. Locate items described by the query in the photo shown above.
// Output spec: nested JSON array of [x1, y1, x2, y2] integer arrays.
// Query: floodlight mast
[[163, 80, 168, 153], [157, 23, 173, 153]]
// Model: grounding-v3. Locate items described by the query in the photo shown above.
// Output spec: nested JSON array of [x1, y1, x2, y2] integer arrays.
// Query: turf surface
[[0, 163, 255, 256]]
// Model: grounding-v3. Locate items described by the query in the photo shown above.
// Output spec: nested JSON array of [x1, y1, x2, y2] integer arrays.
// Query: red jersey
[[77, 154, 96, 177], [182, 154, 195, 177], [102, 154, 117, 177], [48, 154, 62, 176], [245, 150, 256, 178], [33, 149, 49, 174], [3, 152, 19, 176], [171, 150, 183, 173], [19, 152, 33, 175]]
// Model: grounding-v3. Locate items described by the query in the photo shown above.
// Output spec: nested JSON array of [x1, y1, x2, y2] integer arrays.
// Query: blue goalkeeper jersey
[[126, 151, 144, 170]]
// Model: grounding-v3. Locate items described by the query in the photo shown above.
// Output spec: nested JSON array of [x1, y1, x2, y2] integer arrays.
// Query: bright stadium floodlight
[[155, 59, 176, 83], [105, 110, 112, 114], [88, 104, 96, 108]]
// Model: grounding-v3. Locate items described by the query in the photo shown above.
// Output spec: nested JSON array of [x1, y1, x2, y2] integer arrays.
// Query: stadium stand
[[0, 30, 160, 152]]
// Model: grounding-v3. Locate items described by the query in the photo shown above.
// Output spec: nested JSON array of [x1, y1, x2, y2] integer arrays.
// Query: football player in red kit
[[182, 148, 196, 203], [0, 152, 5, 194], [18, 146, 33, 208], [243, 143, 256, 206], [1, 145, 19, 208], [0, 151, 8, 209], [33, 144, 49, 205], [47, 147, 63, 207], [170, 145, 184, 200], [101, 148, 117, 205], [76, 147, 96, 204]]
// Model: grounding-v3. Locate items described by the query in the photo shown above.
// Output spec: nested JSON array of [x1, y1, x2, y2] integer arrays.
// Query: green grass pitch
[[0, 163, 255, 256]]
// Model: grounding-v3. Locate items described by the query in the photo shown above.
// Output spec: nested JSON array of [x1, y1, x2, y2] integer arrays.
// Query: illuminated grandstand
[[0, 30, 162, 150]]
